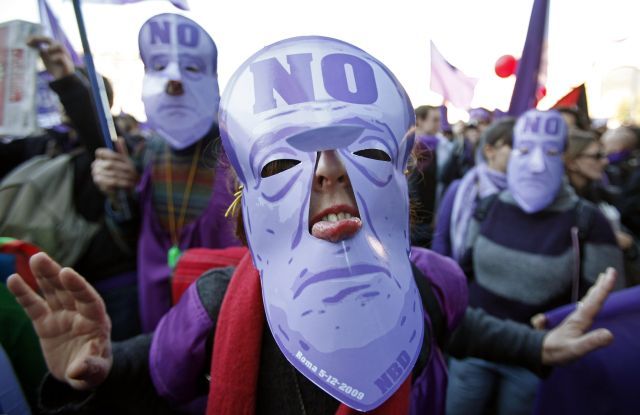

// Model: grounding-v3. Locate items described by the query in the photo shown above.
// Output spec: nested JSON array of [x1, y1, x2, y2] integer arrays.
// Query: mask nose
[[164, 62, 184, 96], [313, 150, 350, 191], [165, 80, 184, 96], [528, 146, 546, 173]]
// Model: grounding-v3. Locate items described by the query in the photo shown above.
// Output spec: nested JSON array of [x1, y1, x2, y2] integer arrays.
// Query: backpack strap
[[411, 262, 446, 377], [571, 199, 598, 301]]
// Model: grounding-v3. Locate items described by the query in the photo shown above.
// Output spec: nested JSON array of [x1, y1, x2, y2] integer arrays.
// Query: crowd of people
[[1, 12, 639, 415]]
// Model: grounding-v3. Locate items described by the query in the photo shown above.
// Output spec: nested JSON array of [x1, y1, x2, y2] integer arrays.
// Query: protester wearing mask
[[432, 117, 515, 262], [446, 109, 625, 415], [92, 14, 239, 332], [8, 38, 619, 415]]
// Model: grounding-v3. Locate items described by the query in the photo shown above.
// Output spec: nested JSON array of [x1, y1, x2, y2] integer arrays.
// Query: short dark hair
[[415, 105, 439, 122], [482, 117, 516, 148]]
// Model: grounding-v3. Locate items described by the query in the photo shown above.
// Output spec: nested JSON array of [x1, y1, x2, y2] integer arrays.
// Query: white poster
[[0, 20, 42, 137]]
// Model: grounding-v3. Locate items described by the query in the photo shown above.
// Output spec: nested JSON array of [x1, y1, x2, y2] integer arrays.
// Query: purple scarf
[[450, 164, 507, 262]]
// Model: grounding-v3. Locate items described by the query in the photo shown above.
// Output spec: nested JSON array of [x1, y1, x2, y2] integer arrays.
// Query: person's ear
[[483, 144, 495, 162]]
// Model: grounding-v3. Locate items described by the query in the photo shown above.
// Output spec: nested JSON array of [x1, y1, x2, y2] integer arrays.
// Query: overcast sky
[[2, 0, 640, 121]]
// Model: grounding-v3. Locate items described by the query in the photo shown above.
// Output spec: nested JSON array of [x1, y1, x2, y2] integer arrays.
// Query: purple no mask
[[138, 14, 219, 149], [219, 36, 420, 411], [508, 109, 567, 213]]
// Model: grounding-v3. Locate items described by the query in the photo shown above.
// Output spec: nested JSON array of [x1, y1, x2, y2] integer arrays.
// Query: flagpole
[[72, 0, 131, 218], [71, 0, 118, 150]]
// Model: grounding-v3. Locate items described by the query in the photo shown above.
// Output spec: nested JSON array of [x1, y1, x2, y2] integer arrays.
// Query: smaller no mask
[[508, 109, 567, 213], [138, 14, 219, 149]]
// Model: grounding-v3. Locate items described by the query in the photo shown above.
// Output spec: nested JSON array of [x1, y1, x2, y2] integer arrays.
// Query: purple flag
[[430, 41, 477, 110], [38, 0, 83, 66], [534, 285, 640, 415], [508, 0, 549, 117], [82, 0, 189, 10]]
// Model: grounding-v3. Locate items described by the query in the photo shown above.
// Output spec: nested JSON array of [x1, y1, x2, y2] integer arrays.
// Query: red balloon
[[495, 55, 517, 78]]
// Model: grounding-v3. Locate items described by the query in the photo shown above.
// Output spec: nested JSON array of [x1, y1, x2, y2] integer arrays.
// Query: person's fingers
[[95, 148, 125, 161], [530, 313, 547, 330], [45, 44, 65, 56], [6, 274, 50, 322], [568, 328, 614, 359], [27, 35, 53, 48], [59, 267, 107, 323], [30, 253, 65, 311], [568, 269, 616, 331]]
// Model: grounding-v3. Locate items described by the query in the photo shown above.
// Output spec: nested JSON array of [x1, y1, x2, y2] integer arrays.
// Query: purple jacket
[[137, 160, 240, 332], [148, 247, 468, 414]]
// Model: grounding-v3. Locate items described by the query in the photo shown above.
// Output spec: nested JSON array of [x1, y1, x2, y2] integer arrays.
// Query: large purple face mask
[[508, 109, 567, 213], [219, 36, 421, 411], [138, 14, 219, 149]]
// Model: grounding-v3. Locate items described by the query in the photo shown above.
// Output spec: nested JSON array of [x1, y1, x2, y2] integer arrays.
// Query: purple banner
[[508, 0, 549, 117]]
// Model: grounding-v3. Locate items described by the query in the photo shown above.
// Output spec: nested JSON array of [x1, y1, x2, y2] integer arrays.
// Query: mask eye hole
[[261, 159, 301, 178], [353, 149, 391, 162]]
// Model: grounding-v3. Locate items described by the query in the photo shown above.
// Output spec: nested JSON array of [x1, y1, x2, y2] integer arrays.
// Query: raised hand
[[91, 142, 138, 197], [6, 253, 112, 390], [541, 268, 616, 365], [27, 36, 75, 80]]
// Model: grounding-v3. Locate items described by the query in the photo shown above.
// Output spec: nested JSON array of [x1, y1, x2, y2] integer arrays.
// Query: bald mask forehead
[[139, 14, 217, 75], [220, 36, 414, 185], [514, 109, 567, 149]]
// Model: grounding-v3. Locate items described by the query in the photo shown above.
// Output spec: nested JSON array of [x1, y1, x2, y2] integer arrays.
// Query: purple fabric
[[148, 246, 468, 413], [508, 0, 549, 117], [84, 0, 189, 10], [440, 105, 452, 133], [534, 285, 640, 415], [137, 160, 239, 332], [607, 149, 631, 165], [431, 180, 460, 258], [38, 0, 83, 66], [409, 247, 468, 415], [150, 281, 212, 406], [430, 41, 477, 110], [450, 165, 506, 261]]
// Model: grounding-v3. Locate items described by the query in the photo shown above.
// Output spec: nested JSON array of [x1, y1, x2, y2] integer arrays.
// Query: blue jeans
[[446, 357, 539, 415]]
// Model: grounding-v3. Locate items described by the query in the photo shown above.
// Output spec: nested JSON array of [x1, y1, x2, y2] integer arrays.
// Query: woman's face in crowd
[[572, 141, 608, 181], [485, 140, 512, 173]]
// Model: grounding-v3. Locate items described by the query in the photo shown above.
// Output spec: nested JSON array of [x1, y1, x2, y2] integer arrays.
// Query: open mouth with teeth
[[309, 204, 363, 242]]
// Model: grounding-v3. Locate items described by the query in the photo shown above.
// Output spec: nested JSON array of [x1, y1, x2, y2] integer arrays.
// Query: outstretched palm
[[7, 252, 112, 390]]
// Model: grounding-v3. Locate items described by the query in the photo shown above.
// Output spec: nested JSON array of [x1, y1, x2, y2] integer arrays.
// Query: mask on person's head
[[138, 14, 219, 149], [508, 109, 567, 213], [219, 36, 421, 411]]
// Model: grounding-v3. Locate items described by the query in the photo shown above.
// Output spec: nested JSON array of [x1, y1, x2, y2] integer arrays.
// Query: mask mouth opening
[[307, 152, 363, 243], [309, 204, 362, 243]]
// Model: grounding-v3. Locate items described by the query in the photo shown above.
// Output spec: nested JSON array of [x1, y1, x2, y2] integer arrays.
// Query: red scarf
[[206, 252, 411, 415]]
